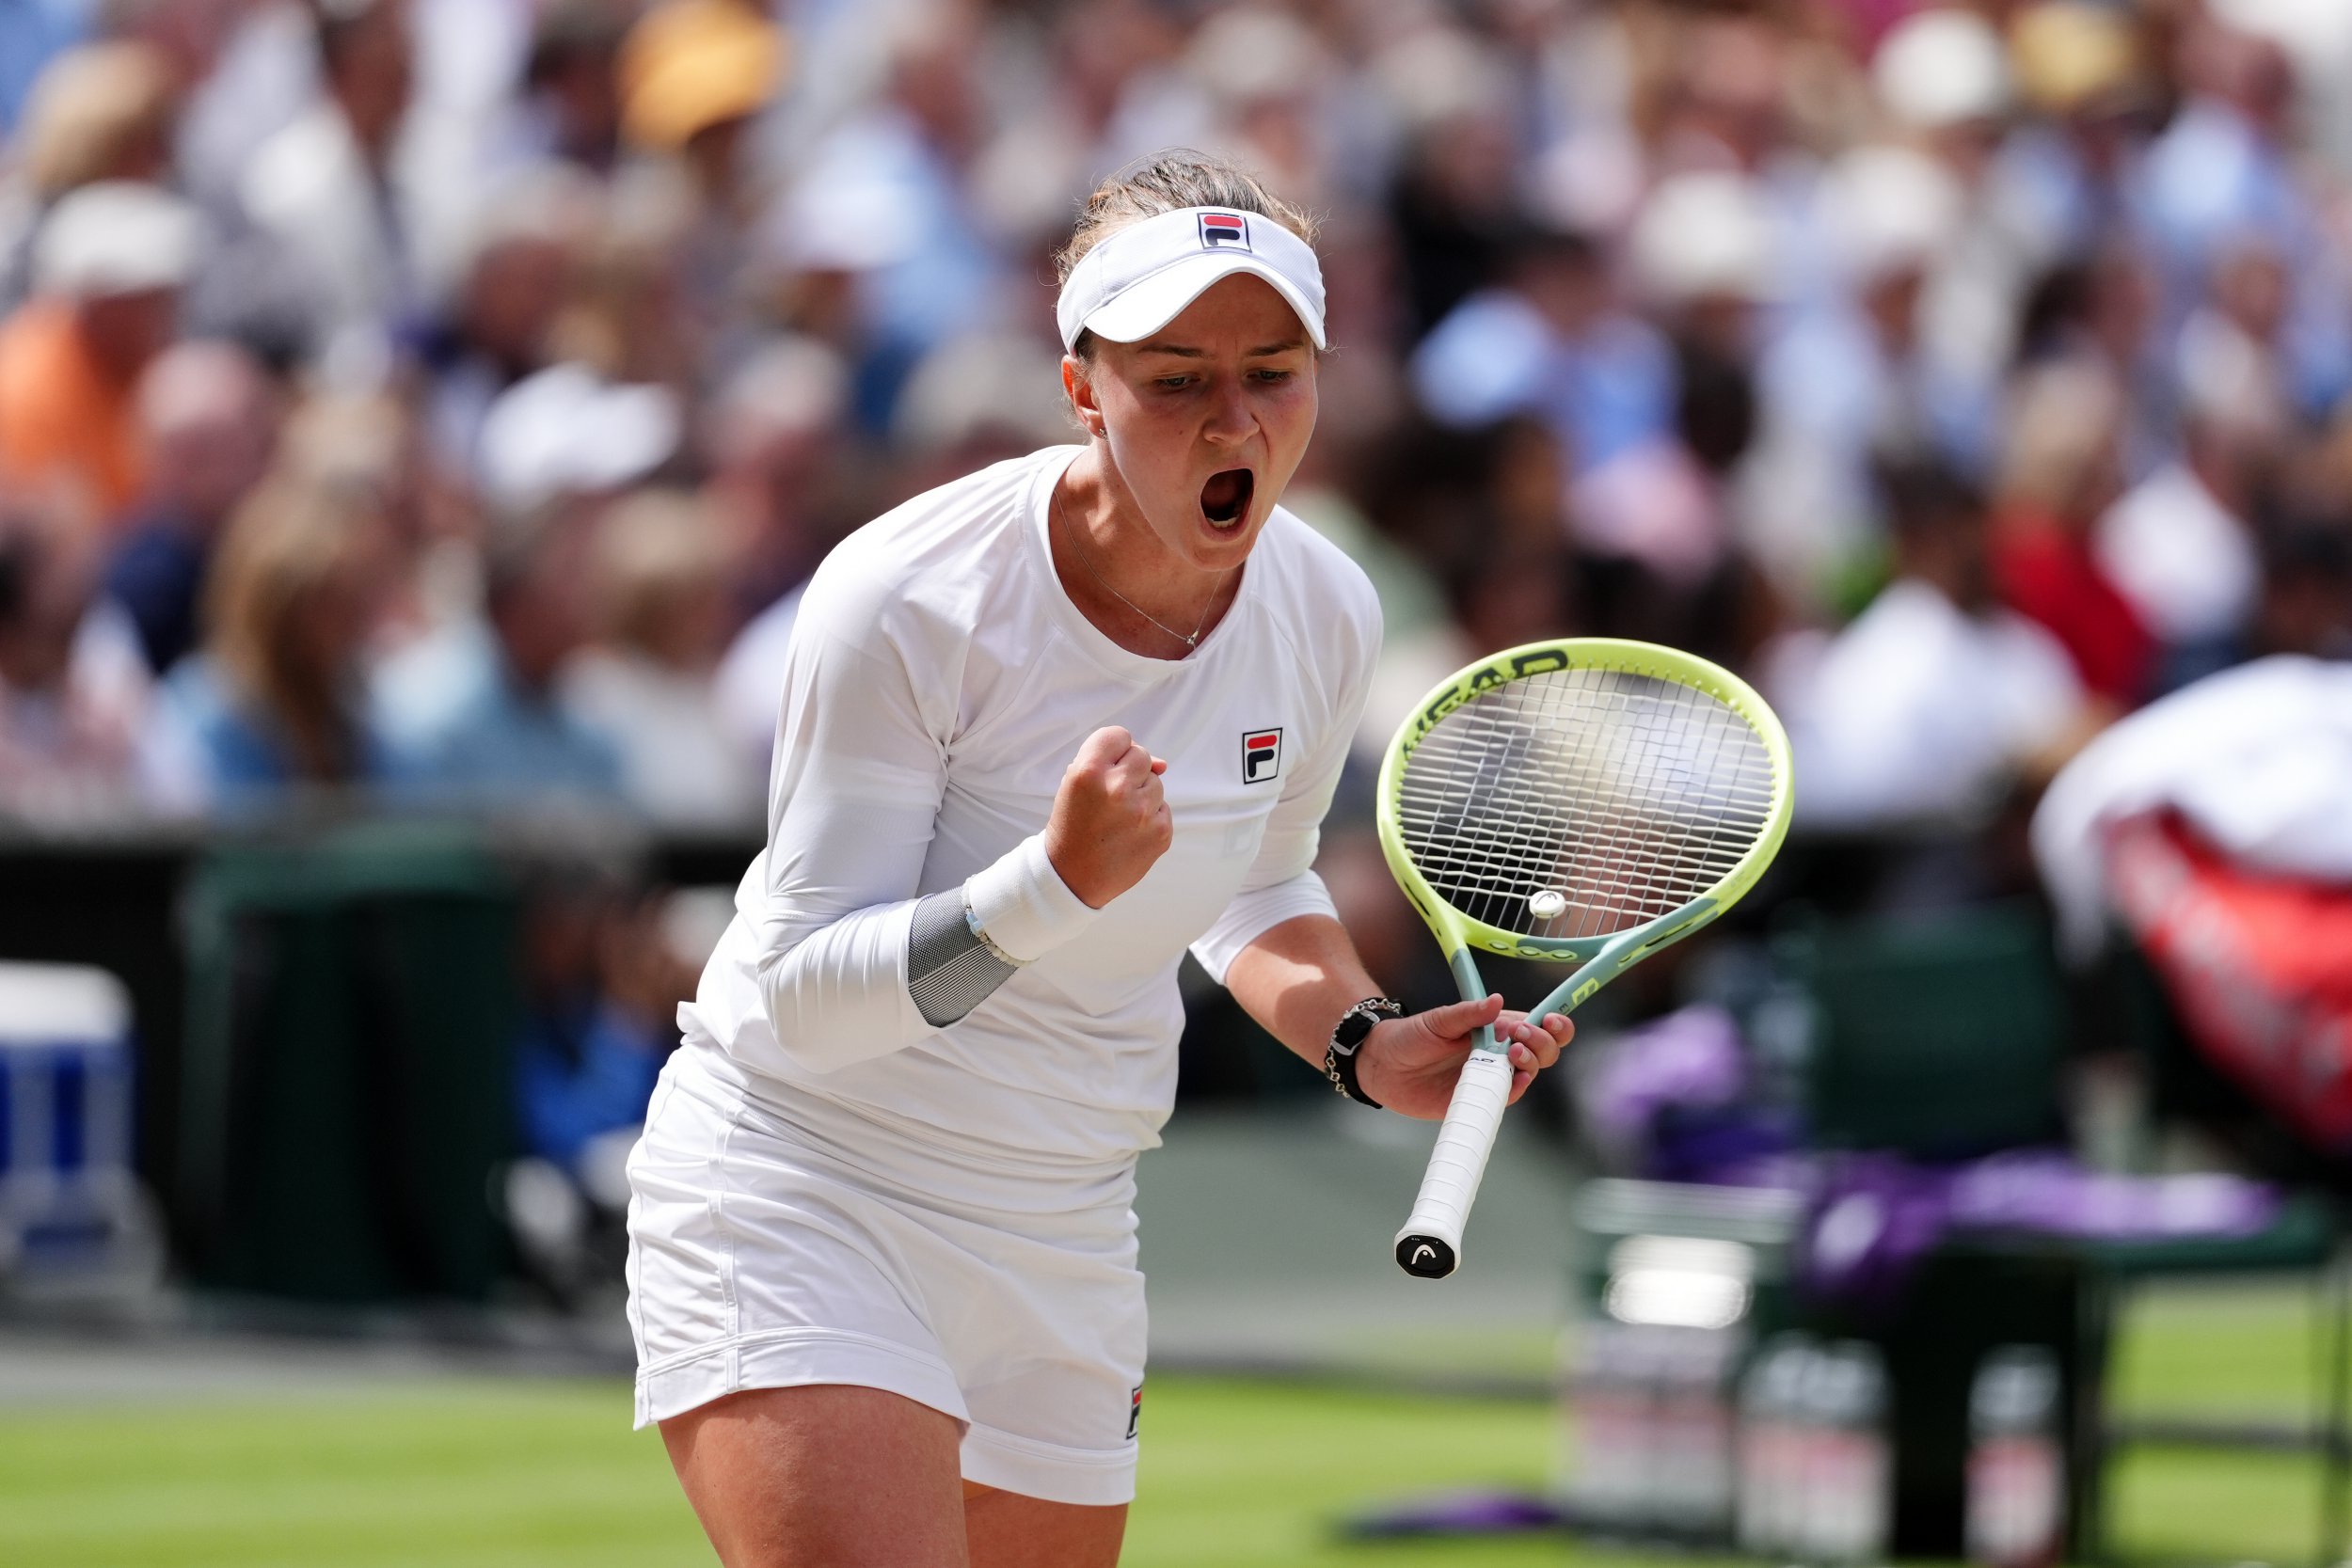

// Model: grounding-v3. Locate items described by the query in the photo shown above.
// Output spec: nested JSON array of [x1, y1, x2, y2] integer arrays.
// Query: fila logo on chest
[[1243, 728, 1283, 784]]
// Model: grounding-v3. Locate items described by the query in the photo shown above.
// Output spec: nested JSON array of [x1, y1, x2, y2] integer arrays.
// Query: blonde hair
[[204, 475, 383, 781], [593, 488, 728, 657], [1999, 359, 2123, 517], [21, 42, 174, 199], [1054, 150, 1317, 353]]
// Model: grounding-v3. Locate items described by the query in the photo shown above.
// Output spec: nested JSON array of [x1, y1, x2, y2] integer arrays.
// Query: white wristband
[[962, 833, 1099, 963]]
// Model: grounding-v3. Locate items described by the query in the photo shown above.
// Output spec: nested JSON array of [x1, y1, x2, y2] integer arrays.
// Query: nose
[[1201, 372, 1253, 446]]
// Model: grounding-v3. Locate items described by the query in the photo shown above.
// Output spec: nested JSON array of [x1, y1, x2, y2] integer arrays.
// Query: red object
[[2106, 813, 2352, 1151], [1994, 520, 2155, 705]]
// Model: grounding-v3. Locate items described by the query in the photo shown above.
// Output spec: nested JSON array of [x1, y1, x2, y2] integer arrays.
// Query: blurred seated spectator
[[1989, 359, 2153, 706], [0, 493, 156, 820], [1772, 457, 2090, 828], [103, 340, 281, 675], [1748, 149, 1997, 611], [418, 164, 601, 486], [2095, 332, 2280, 691], [0, 180, 199, 530], [506, 862, 697, 1302], [1410, 220, 1674, 478], [373, 515, 622, 810], [504, 0, 630, 175], [616, 0, 788, 368], [146, 470, 404, 812], [561, 488, 757, 828], [699, 332, 851, 617], [0, 40, 176, 312], [237, 0, 429, 380]]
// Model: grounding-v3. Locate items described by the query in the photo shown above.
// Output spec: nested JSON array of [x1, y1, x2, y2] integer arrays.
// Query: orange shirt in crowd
[[0, 301, 145, 527]]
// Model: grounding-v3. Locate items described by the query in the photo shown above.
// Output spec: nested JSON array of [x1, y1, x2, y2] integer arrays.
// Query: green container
[[176, 822, 522, 1305]]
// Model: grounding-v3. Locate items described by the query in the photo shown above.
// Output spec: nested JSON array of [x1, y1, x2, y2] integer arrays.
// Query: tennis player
[[627, 151, 1573, 1568]]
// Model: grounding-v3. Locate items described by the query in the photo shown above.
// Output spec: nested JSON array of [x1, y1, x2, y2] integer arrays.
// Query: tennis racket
[[1377, 639, 1794, 1278]]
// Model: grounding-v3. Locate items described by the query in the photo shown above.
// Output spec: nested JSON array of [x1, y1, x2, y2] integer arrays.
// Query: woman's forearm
[[1220, 913, 1384, 1069]]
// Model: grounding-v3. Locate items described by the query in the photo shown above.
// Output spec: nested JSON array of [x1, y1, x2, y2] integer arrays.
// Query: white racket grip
[[1393, 1050, 1516, 1278]]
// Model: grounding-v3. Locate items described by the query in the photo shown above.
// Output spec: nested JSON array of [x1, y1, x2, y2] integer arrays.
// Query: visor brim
[[1077, 254, 1327, 351]]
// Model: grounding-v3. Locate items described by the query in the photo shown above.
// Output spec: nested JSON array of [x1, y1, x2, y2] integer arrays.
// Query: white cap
[[1628, 171, 1779, 305], [1825, 145, 1963, 283], [1874, 8, 2011, 129], [34, 181, 202, 299], [479, 363, 682, 515], [1056, 206, 1326, 354]]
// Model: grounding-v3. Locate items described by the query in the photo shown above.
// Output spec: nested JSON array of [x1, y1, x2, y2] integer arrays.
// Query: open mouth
[[1200, 467, 1255, 528]]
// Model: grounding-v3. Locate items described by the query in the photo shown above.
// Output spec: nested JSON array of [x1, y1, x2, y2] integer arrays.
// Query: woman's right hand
[[1043, 726, 1172, 908]]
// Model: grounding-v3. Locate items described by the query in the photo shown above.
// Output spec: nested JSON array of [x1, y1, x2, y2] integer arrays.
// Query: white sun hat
[[1874, 8, 2011, 129], [1056, 205, 1326, 354], [34, 181, 204, 299]]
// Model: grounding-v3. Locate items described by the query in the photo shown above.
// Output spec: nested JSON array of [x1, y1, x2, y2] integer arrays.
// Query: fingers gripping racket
[[1377, 639, 1793, 1279]]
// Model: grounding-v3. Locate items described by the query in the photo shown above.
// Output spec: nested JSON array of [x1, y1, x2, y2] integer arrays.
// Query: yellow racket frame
[[1375, 637, 1796, 1276]]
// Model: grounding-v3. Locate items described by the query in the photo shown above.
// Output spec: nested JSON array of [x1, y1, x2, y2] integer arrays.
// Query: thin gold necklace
[[1053, 484, 1227, 651]]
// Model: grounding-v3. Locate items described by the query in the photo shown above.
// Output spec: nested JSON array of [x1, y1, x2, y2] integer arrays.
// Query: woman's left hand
[[1355, 993, 1572, 1120]]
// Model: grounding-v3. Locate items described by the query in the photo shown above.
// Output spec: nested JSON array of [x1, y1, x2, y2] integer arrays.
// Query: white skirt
[[625, 1045, 1149, 1506]]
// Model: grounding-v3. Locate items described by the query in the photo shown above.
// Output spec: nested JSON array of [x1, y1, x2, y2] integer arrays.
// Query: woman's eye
[[1155, 376, 1193, 390], [1252, 369, 1294, 384]]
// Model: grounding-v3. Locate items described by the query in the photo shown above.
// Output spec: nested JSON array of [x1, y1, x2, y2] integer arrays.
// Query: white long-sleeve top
[[679, 447, 1382, 1176]]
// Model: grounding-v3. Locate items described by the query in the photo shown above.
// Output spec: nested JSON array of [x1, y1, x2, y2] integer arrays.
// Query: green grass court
[[0, 1282, 2340, 1568]]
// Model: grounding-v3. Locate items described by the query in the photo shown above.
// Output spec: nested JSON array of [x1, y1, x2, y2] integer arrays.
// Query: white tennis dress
[[627, 445, 1380, 1504]]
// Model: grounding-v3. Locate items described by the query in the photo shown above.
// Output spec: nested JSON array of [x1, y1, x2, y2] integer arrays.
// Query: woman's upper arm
[[756, 610, 953, 953]]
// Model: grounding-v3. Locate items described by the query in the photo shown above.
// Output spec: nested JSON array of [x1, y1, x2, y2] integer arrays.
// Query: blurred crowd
[[0, 0, 2348, 843]]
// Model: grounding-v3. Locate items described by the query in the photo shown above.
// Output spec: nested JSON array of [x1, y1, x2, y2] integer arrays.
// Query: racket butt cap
[[1394, 1233, 1457, 1279]]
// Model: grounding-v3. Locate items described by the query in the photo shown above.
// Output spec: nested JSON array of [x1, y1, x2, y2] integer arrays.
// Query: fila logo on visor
[[1243, 728, 1282, 784], [1198, 212, 1250, 250]]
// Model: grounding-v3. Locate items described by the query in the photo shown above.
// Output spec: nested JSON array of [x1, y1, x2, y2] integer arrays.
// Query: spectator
[[562, 488, 757, 827], [1990, 358, 2153, 706], [0, 492, 155, 819], [0, 40, 175, 311], [615, 0, 787, 368], [506, 0, 630, 176], [707, 333, 850, 594], [419, 164, 602, 485], [1773, 458, 2090, 828], [2096, 337, 2281, 690], [148, 469, 402, 810], [238, 0, 426, 379], [0, 179, 199, 530], [374, 514, 622, 811], [1411, 220, 1675, 478], [103, 339, 280, 674]]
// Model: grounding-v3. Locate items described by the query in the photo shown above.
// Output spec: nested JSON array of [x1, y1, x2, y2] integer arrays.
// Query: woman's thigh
[[661, 1386, 1128, 1568], [662, 1385, 967, 1568], [966, 1483, 1127, 1568]]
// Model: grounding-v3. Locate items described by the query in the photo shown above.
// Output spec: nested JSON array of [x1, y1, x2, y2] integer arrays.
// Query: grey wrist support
[[907, 887, 1023, 1027]]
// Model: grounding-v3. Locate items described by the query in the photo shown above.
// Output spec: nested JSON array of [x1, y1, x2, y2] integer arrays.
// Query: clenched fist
[[1044, 726, 1172, 909]]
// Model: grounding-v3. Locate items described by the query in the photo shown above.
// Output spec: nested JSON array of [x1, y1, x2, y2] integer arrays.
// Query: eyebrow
[[1136, 339, 1310, 359]]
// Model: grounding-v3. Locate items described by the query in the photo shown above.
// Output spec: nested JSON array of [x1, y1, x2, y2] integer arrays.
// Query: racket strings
[[1393, 668, 1777, 941]]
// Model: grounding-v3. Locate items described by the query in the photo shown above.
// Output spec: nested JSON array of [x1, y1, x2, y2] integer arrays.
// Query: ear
[[1062, 355, 1107, 440]]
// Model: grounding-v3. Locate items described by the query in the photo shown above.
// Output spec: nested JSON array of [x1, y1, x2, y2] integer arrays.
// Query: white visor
[[1056, 206, 1326, 354]]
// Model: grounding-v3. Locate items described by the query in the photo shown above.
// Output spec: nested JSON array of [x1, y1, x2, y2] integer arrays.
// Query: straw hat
[[617, 0, 788, 151]]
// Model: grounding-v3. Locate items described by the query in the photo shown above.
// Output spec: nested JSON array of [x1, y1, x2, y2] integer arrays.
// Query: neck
[[1052, 449, 1237, 657]]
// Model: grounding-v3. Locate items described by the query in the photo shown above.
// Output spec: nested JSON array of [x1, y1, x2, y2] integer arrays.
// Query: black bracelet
[[1324, 997, 1403, 1108]]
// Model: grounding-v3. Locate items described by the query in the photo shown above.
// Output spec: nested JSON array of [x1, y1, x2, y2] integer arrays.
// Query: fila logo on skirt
[[1243, 728, 1283, 784]]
